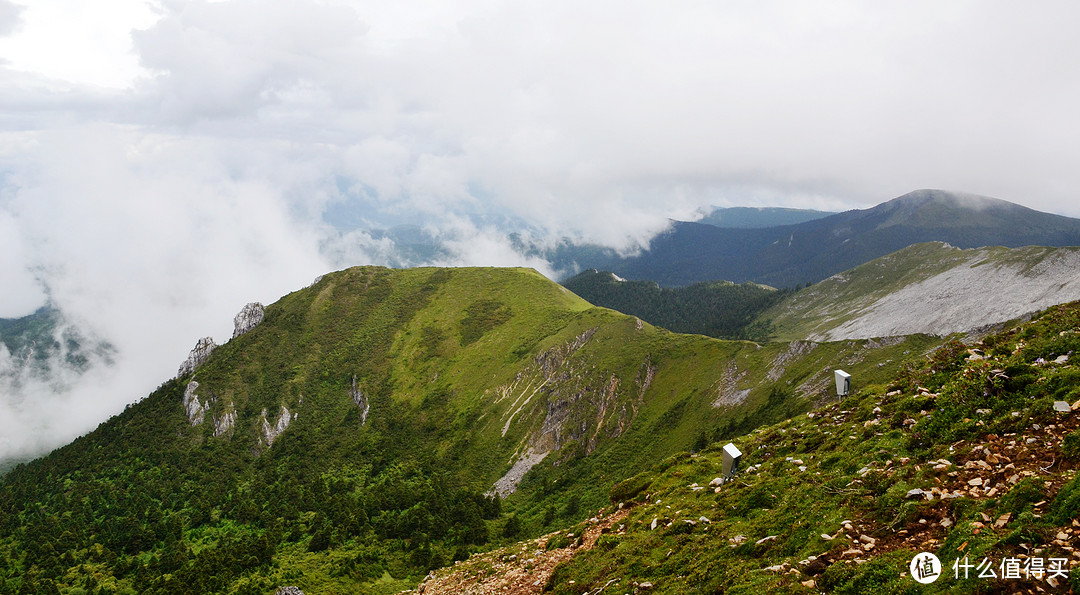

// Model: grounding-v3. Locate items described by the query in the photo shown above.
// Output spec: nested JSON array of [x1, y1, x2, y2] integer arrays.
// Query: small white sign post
[[835, 369, 851, 398], [722, 443, 742, 478]]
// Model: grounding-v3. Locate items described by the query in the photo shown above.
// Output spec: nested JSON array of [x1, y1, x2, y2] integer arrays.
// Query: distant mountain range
[[558, 189, 1080, 288]]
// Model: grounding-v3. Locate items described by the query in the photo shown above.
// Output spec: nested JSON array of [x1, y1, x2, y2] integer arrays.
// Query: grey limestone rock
[[177, 336, 216, 378], [350, 375, 370, 425], [213, 409, 236, 436], [274, 588, 304, 595], [261, 405, 296, 447], [232, 302, 265, 338], [182, 381, 208, 426]]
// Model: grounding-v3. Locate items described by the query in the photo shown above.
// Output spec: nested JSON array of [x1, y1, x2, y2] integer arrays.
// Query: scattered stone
[[996, 513, 1012, 528], [905, 488, 927, 500], [858, 535, 876, 545], [756, 535, 779, 545], [651, 517, 659, 531], [968, 478, 984, 486], [821, 533, 834, 541], [275, 588, 304, 595], [709, 477, 723, 487], [801, 579, 816, 588], [941, 518, 953, 528], [1054, 401, 1072, 413]]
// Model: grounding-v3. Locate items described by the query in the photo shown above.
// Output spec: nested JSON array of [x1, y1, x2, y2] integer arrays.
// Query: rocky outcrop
[[213, 409, 236, 437], [274, 588, 304, 595], [350, 375, 369, 425], [260, 405, 296, 447], [177, 337, 216, 378], [232, 302, 265, 338], [182, 381, 208, 425]]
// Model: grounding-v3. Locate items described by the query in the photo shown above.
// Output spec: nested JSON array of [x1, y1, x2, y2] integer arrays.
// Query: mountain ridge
[[575, 189, 1080, 288], [0, 265, 934, 594], [761, 242, 1080, 342]]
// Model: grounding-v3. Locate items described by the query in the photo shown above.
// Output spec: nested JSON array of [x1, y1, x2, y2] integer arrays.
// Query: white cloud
[[0, 209, 45, 317], [0, 0, 156, 88], [0, 1, 23, 37]]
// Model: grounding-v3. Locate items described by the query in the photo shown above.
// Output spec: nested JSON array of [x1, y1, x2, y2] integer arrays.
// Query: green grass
[[534, 301, 1080, 594]]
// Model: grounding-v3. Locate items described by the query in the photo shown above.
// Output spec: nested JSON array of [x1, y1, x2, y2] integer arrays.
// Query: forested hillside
[[561, 269, 787, 340]]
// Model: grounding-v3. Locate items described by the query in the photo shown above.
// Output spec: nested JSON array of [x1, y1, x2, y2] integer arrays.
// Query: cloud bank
[[2, 0, 1080, 459]]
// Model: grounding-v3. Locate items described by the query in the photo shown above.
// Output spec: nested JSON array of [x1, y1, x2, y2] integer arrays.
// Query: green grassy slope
[[760, 243, 1080, 342], [433, 301, 1080, 594], [0, 266, 938, 594]]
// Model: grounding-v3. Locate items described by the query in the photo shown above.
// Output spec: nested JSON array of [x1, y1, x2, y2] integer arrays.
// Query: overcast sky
[[2, 0, 1080, 459]]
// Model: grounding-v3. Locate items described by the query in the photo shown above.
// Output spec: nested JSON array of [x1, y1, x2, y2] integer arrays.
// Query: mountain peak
[[886, 189, 1022, 210], [861, 189, 1056, 231]]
